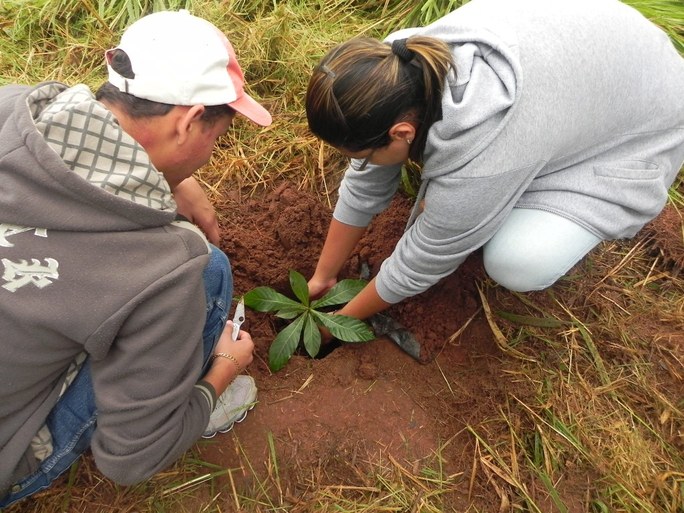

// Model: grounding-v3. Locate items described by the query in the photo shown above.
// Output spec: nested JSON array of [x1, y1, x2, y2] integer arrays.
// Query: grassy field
[[1, 0, 683, 512]]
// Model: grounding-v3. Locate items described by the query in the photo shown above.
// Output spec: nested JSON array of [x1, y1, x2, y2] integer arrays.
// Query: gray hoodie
[[333, 0, 684, 304], [0, 83, 217, 496]]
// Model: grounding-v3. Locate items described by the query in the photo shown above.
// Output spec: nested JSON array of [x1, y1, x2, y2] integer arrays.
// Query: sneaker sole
[[201, 396, 257, 439]]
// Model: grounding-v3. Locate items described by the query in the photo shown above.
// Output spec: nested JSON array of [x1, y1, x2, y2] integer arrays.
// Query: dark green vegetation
[[244, 271, 373, 371]]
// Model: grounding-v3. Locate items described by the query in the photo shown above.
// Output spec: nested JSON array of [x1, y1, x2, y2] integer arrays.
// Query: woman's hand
[[319, 326, 334, 345], [308, 275, 337, 300], [308, 219, 367, 298], [172, 177, 220, 244], [308, 273, 337, 343]]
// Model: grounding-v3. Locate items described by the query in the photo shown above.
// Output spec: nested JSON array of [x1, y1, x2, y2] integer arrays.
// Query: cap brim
[[229, 93, 272, 127]]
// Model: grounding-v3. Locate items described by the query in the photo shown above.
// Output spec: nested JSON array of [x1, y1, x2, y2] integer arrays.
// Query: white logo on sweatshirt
[[0, 223, 48, 247], [2, 258, 59, 292], [1, 223, 58, 292]]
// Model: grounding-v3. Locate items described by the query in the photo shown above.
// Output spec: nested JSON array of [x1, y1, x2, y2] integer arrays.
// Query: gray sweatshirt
[[333, 0, 684, 304], [0, 83, 217, 496]]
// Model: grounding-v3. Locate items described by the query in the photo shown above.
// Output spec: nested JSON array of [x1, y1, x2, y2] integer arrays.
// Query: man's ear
[[388, 121, 416, 144], [176, 105, 206, 145]]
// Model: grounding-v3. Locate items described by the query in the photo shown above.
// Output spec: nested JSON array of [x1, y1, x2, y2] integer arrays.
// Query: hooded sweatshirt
[[0, 82, 218, 496], [333, 0, 684, 304]]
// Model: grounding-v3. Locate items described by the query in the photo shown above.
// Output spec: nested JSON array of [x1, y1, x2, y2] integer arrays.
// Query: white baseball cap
[[106, 10, 272, 126]]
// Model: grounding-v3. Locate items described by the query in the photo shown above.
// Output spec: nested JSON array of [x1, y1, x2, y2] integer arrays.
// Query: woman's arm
[[336, 276, 391, 319], [311, 222, 392, 322], [308, 218, 367, 298]]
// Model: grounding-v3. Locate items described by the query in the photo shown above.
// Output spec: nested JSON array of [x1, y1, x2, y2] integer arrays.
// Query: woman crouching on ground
[[305, 0, 684, 323]]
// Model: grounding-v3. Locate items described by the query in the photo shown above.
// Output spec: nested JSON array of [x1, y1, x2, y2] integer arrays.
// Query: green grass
[[1, 0, 683, 512]]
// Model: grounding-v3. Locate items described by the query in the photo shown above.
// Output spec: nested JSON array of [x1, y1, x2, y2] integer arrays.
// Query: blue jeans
[[0, 245, 232, 508]]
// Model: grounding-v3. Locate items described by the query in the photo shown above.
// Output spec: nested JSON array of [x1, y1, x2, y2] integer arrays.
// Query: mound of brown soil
[[211, 183, 500, 509], [210, 183, 682, 510], [220, 182, 488, 363]]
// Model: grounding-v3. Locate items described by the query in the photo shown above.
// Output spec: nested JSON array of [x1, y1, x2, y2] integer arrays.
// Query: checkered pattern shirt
[[29, 83, 174, 211]]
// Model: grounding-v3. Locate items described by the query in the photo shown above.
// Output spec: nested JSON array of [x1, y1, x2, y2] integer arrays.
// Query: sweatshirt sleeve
[[88, 255, 213, 486], [333, 159, 403, 227], [375, 162, 540, 304]]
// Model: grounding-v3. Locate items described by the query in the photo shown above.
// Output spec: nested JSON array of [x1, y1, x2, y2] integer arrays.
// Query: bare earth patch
[[8, 182, 682, 512], [642, 203, 684, 273], [208, 183, 503, 510]]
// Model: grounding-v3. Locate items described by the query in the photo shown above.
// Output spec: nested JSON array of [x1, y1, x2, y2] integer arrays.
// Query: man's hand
[[203, 321, 255, 397], [172, 177, 220, 244], [214, 321, 255, 371]]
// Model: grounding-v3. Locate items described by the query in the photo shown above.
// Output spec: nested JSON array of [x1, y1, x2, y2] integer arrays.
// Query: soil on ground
[[208, 183, 503, 511], [641, 201, 684, 272], [9, 181, 682, 512], [203, 183, 683, 512]]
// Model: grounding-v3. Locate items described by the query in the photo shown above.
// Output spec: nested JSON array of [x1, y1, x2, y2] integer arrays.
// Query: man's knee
[[206, 244, 230, 275], [203, 245, 233, 315]]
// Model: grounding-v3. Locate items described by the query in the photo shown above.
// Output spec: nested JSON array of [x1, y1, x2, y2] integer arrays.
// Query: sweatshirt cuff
[[332, 203, 374, 228], [195, 380, 217, 412], [374, 273, 407, 305]]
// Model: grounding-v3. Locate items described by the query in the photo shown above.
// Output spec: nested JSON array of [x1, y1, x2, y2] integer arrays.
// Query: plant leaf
[[244, 287, 304, 313], [312, 311, 375, 342], [289, 269, 310, 306], [268, 314, 306, 372], [275, 307, 302, 320], [311, 279, 367, 309], [302, 312, 321, 358]]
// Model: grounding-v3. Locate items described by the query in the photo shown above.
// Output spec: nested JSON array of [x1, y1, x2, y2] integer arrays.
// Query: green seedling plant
[[244, 270, 375, 371]]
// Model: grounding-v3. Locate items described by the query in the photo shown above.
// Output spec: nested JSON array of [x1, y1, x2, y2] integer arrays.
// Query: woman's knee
[[482, 209, 601, 292], [483, 246, 561, 292]]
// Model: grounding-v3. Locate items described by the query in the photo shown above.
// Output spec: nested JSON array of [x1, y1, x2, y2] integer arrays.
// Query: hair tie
[[391, 39, 415, 63], [320, 64, 337, 79]]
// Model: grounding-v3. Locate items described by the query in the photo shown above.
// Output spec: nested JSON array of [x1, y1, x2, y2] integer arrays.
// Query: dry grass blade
[[477, 283, 537, 362]]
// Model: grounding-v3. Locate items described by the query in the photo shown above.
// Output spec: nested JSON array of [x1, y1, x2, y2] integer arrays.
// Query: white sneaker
[[202, 375, 257, 438]]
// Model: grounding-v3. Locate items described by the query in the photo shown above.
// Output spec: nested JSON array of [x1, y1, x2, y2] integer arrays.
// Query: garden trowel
[[368, 312, 422, 361], [359, 262, 422, 361]]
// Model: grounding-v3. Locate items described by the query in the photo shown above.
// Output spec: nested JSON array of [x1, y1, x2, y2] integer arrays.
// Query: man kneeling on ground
[[0, 10, 271, 506]]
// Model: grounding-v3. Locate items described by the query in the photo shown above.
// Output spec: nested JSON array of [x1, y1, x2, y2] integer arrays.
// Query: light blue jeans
[[483, 208, 602, 291], [0, 245, 232, 508]]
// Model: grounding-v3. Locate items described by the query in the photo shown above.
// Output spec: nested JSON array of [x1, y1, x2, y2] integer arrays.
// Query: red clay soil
[[9, 182, 682, 512], [207, 183, 682, 512], [206, 183, 504, 510], [641, 202, 684, 273]]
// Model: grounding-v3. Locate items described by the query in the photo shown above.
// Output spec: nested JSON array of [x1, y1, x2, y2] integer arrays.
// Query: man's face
[[154, 109, 236, 186]]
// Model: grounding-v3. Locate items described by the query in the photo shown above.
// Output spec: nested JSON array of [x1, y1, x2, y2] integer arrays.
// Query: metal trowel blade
[[359, 262, 422, 360], [369, 312, 422, 361]]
